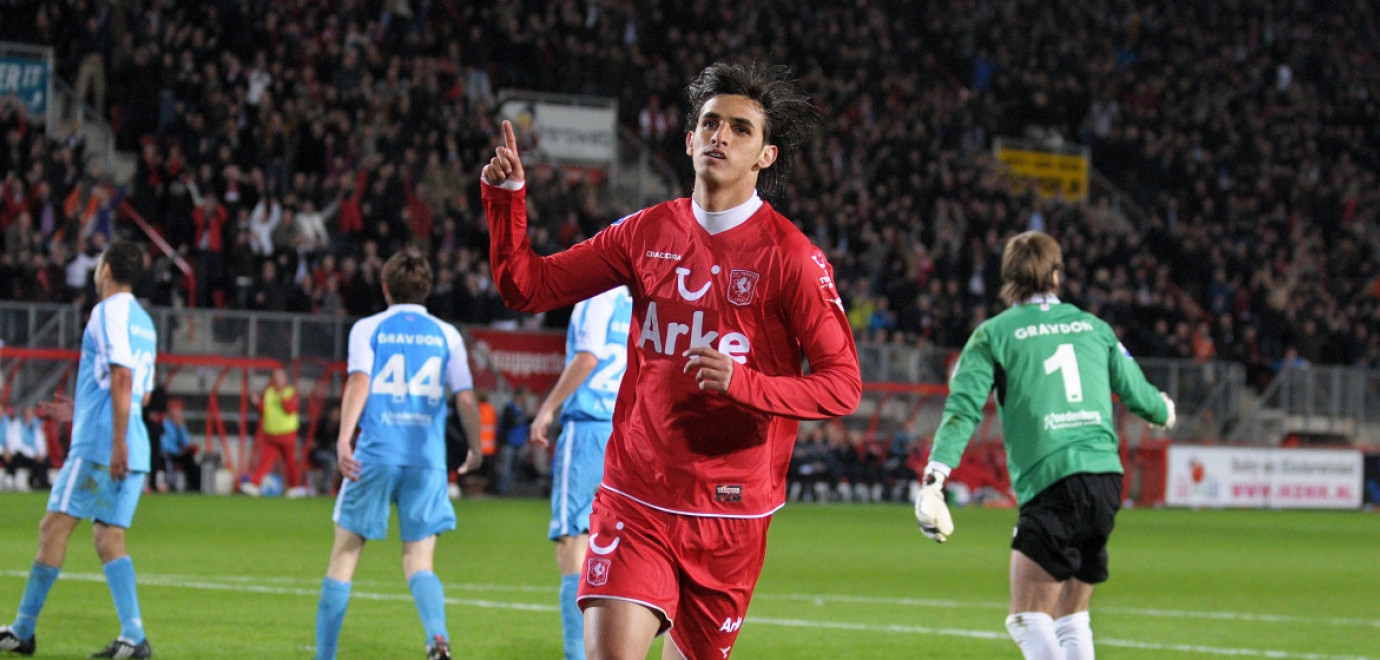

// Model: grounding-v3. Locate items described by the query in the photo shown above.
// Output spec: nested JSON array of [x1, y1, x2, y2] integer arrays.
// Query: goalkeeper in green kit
[[915, 231, 1175, 660]]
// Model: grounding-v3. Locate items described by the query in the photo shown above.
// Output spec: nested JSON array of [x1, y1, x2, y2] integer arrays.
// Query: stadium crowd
[[3, 0, 1380, 386]]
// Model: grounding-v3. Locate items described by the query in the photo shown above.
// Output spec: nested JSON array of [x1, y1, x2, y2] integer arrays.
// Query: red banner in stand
[[465, 328, 567, 393]]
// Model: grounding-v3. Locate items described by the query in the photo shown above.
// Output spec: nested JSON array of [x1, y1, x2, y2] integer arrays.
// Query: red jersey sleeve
[[483, 182, 634, 312], [724, 242, 860, 419]]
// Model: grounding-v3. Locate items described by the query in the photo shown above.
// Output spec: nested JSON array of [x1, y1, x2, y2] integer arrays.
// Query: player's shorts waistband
[[599, 484, 783, 519]]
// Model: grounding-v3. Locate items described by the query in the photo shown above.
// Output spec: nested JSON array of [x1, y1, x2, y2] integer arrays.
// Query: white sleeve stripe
[[441, 321, 473, 392], [103, 299, 134, 369], [572, 291, 614, 353]]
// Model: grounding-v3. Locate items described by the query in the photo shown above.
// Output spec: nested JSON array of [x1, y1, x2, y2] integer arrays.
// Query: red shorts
[[577, 489, 771, 660]]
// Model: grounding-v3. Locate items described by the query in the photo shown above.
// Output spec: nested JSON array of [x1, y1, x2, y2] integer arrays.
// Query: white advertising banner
[[1165, 446, 1363, 509], [499, 100, 616, 163]]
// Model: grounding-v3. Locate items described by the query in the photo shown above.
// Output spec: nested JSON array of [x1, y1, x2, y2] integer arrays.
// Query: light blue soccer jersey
[[69, 292, 158, 472], [561, 286, 633, 423], [347, 304, 473, 469]]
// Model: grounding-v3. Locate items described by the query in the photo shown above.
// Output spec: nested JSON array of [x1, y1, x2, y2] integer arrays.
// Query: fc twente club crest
[[727, 269, 760, 306]]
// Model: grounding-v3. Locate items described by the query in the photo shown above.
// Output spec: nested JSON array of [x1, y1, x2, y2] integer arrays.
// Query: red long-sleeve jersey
[[485, 183, 860, 516]]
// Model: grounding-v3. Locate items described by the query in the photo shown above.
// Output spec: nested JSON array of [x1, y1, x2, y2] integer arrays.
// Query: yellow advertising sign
[[996, 147, 1088, 201]]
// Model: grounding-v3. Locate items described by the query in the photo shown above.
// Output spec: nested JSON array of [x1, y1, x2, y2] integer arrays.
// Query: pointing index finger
[[503, 120, 517, 153]]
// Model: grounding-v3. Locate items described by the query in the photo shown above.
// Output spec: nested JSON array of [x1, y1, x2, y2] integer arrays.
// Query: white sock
[[1005, 612, 1061, 660], [1055, 612, 1094, 660]]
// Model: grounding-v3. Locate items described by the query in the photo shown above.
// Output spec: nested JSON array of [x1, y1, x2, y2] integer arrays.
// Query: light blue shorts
[[47, 457, 145, 528], [548, 420, 612, 541], [332, 463, 456, 542]]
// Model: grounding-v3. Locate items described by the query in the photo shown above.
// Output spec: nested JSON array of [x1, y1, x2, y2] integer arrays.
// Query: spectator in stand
[[241, 367, 302, 497], [6, 0, 1380, 381], [3, 406, 50, 491], [158, 399, 200, 494]]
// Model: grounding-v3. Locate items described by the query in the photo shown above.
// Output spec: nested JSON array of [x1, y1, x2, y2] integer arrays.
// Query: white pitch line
[[753, 592, 1380, 629], [3, 570, 1376, 659], [751, 617, 1380, 660]]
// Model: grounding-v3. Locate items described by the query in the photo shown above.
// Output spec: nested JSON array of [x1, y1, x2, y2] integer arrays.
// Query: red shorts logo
[[586, 557, 611, 587], [727, 270, 760, 306]]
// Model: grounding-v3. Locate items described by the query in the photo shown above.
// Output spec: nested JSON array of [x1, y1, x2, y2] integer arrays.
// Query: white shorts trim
[[332, 477, 351, 523], [57, 457, 84, 512], [558, 420, 575, 536], [576, 594, 672, 636], [600, 484, 784, 520]]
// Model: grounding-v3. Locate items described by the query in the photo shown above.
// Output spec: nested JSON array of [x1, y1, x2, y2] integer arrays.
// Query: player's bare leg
[[661, 634, 688, 660], [34, 511, 80, 567], [1053, 579, 1096, 659], [1009, 550, 1063, 614], [556, 534, 588, 575], [584, 599, 662, 660], [1005, 550, 1063, 659], [92, 522, 129, 563], [325, 526, 366, 581], [1055, 579, 1093, 618], [401, 535, 436, 578], [402, 535, 451, 658], [1, 511, 80, 652]]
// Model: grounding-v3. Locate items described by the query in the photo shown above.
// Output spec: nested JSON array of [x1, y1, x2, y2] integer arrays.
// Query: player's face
[[686, 94, 778, 188]]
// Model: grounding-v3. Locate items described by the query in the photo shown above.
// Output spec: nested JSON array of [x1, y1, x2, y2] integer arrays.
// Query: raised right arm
[[482, 121, 631, 312]]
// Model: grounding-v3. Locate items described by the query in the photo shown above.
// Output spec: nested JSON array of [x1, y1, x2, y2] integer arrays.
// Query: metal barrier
[[11, 301, 1375, 445]]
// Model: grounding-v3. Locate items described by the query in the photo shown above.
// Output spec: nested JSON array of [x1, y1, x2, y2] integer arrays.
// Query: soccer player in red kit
[[482, 63, 861, 660]]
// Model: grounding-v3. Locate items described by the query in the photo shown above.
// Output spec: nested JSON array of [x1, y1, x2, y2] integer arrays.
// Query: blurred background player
[[482, 62, 860, 660], [158, 399, 200, 493], [314, 248, 482, 660], [0, 241, 157, 659], [915, 231, 1176, 660], [241, 367, 302, 497], [529, 285, 634, 660]]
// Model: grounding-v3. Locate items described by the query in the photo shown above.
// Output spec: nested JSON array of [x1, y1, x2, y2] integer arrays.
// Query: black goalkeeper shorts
[[1011, 472, 1123, 584]]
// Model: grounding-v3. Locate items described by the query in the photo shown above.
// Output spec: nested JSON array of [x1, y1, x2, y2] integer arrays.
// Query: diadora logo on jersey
[[639, 302, 750, 364], [720, 646, 732, 658], [719, 616, 742, 633], [586, 557, 611, 587], [727, 270, 759, 306], [588, 521, 624, 556], [715, 484, 743, 502], [646, 250, 681, 260]]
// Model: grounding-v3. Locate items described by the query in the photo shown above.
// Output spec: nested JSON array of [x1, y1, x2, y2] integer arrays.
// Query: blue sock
[[407, 571, 448, 646], [559, 573, 585, 660], [315, 578, 351, 660], [12, 562, 60, 640], [102, 557, 144, 643]]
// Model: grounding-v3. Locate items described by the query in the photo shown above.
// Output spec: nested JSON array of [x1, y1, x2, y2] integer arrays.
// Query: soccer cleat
[[426, 635, 451, 660], [0, 626, 36, 655], [88, 637, 151, 658]]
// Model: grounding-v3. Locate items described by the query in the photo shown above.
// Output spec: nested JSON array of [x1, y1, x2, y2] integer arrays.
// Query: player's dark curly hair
[[684, 62, 820, 199], [382, 246, 433, 305], [102, 240, 145, 286]]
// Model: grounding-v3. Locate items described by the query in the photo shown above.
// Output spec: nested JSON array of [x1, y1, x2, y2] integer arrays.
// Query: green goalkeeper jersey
[[930, 295, 1170, 505]]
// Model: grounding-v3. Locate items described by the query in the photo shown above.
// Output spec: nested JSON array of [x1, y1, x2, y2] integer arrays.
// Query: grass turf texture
[[1, 493, 1376, 659]]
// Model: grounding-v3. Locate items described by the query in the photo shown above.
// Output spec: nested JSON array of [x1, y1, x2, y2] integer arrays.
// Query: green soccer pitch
[[1, 493, 1376, 659]]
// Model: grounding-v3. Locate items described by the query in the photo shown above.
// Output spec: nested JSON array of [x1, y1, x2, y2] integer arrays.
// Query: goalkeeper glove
[[1151, 392, 1176, 430], [914, 466, 954, 543]]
